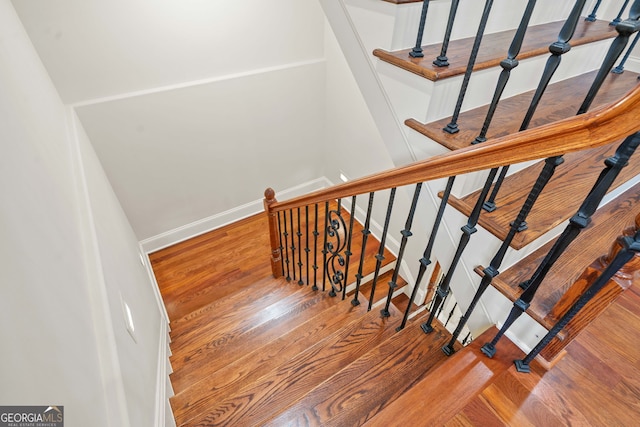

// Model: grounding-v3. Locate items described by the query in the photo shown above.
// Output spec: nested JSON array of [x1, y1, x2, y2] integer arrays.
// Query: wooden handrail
[[268, 83, 640, 213]]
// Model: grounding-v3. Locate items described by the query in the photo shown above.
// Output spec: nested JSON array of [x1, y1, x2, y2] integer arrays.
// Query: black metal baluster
[[290, 209, 296, 282], [353, 192, 375, 307], [443, 302, 458, 328], [444, 0, 495, 134], [368, 188, 397, 312], [422, 168, 499, 341], [283, 210, 291, 281], [482, 132, 640, 358], [398, 177, 455, 331], [442, 155, 565, 355], [277, 211, 285, 277], [410, 0, 431, 58], [612, 30, 640, 73], [312, 204, 319, 291], [585, 0, 603, 21], [343, 196, 357, 300], [579, 0, 640, 114], [611, 0, 631, 25], [462, 332, 473, 346], [434, 0, 461, 66], [326, 200, 348, 298], [382, 183, 422, 318], [297, 208, 303, 285], [305, 206, 310, 286], [484, 0, 587, 209], [322, 201, 329, 292], [515, 228, 640, 373], [473, 0, 538, 145], [435, 289, 449, 319]]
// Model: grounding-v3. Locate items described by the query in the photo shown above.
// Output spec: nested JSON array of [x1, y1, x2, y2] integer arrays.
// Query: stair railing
[[265, 83, 640, 348], [439, 1, 640, 353]]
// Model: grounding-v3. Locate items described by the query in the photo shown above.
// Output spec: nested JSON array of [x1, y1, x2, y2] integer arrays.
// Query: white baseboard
[[154, 321, 174, 427], [140, 177, 332, 253]]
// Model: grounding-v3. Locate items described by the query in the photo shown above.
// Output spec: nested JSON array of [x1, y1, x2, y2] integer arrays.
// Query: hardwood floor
[[151, 212, 640, 426]]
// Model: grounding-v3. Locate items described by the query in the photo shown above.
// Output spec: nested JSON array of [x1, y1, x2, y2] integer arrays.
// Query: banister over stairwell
[[267, 83, 640, 213]]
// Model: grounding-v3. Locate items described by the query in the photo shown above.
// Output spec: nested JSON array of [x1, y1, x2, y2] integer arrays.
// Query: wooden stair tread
[[407, 69, 640, 151], [264, 312, 450, 426], [487, 182, 640, 329], [364, 326, 524, 426], [448, 139, 640, 249], [183, 305, 402, 426], [169, 284, 323, 392], [373, 19, 616, 82], [171, 296, 368, 426]]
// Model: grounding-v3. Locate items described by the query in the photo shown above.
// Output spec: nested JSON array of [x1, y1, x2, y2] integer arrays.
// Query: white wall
[[12, 0, 330, 245], [0, 1, 163, 425]]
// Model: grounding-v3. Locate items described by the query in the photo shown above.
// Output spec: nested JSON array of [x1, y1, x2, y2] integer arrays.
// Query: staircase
[[151, 0, 640, 425]]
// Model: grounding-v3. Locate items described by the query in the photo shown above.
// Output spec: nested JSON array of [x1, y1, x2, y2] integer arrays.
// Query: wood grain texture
[[364, 327, 524, 426], [407, 70, 640, 151], [373, 20, 616, 82], [489, 182, 640, 327], [185, 308, 401, 427], [447, 140, 640, 248], [171, 297, 367, 426], [263, 312, 449, 427]]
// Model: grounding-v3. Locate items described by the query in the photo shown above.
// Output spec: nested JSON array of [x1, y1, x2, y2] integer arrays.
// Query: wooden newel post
[[264, 188, 283, 278]]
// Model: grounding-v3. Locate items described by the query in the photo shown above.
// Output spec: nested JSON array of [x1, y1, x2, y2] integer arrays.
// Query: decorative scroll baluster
[[473, 0, 538, 145], [580, 0, 640, 114], [326, 199, 348, 297], [297, 207, 303, 285], [289, 209, 296, 282], [585, 0, 603, 21], [483, 0, 587, 210], [434, 0, 461, 66], [343, 196, 357, 300], [410, 0, 431, 58], [312, 204, 319, 291], [352, 192, 375, 307], [481, 132, 640, 358], [443, 156, 565, 355], [322, 201, 329, 292], [305, 206, 310, 285], [612, 30, 640, 73], [422, 169, 499, 341], [444, 0, 495, 134], [368, 188, 397, 311], [382, 183, 422, 318], [515, 227, 640, 373], [398, 177, 455, 331], [611, 0, 631, 25]]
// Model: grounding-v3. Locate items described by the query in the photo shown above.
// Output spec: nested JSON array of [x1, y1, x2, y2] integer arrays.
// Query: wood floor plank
[[264, 311, 449, 427], [364, 327, 523, 426], [171, 297, 367, 426], [184, 308, 401, 427], [170, 286, 327, 392]]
